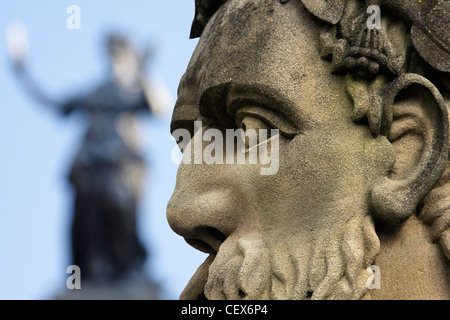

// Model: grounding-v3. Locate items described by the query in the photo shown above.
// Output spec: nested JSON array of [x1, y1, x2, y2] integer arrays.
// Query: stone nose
[[167, 187, 240, 254]]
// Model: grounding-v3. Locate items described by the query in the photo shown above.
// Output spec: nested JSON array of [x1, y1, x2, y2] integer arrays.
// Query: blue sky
[[0, 1, 206, 299]]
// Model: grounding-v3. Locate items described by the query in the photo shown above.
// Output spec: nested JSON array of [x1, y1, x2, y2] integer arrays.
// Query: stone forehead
[[172, 0, 342, 134]]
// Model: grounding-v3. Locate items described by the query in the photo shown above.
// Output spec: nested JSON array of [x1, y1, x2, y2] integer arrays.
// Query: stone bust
[[167, 0, 449, 299]]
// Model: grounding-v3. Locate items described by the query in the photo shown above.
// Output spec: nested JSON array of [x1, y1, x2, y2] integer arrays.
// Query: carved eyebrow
[[226, 83, 303, 131], [227, 84, 298, 115], [198, 82, 303, 130]]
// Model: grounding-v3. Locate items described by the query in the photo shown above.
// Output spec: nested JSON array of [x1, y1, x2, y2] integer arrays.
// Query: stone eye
[[238, 116, 272, 132], [237, 115, 275, 150], [235, 106, 298, 139]]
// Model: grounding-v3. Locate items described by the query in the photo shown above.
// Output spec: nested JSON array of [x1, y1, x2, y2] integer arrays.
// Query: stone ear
[[370, 74, 449, 225]]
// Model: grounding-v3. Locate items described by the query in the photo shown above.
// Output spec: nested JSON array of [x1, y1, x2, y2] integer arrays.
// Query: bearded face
[[199, 212, 379, 300], [167, 0, 449, 300]]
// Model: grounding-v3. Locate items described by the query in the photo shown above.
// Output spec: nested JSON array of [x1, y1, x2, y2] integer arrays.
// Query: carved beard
[[182, 213, 380, 300]]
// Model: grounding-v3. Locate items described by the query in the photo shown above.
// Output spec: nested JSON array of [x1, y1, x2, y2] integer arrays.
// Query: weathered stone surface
[[168, 0, 450, 300]]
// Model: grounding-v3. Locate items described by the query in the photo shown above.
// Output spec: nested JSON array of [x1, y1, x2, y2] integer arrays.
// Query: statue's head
[[105, 33, 144, 87], [106, 33, 130, 59], [167, 0, 450, 299]]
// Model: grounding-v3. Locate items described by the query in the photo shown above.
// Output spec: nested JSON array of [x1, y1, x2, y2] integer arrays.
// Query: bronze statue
[[167, 0, 449, 299], [9, 31, 157, 284]]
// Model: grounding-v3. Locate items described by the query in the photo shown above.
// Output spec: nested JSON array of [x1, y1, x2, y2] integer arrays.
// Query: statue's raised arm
[[7, 21, 61, 110]]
